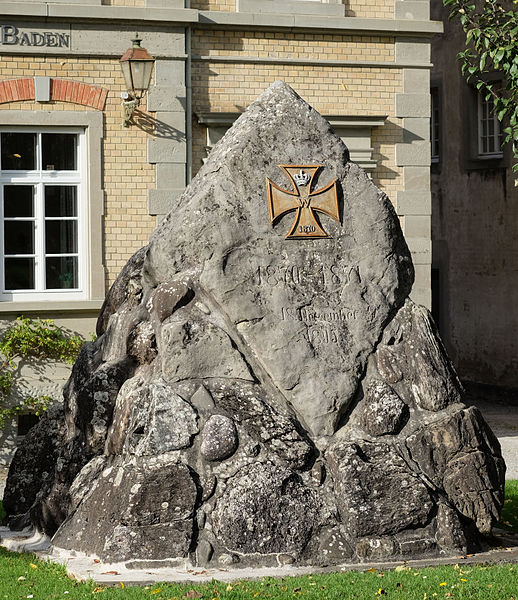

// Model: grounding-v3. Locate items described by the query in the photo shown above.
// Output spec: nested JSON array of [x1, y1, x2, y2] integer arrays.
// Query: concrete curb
[[2, 526, 518, 587]]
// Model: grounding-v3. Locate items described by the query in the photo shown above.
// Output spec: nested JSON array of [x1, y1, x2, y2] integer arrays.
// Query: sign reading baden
[[1, 25, 70, 48]]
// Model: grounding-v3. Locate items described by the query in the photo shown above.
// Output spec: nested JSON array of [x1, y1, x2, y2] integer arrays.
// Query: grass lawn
[[500, 479, 518, 532], [0, 482, 516, 599], [0, 549, 517, 600]]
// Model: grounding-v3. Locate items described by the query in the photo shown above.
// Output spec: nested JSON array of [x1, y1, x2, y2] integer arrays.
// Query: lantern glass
[[130, 60, 154, 94], [120, 59, 134, 94]]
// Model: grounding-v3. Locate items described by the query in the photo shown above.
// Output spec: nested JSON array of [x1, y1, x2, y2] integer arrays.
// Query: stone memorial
[[2, 81, 505, 567]]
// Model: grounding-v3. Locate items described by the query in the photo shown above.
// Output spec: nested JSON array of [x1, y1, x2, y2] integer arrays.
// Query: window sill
[[477, 153, 504, 160], [0, 299, 103, 314]]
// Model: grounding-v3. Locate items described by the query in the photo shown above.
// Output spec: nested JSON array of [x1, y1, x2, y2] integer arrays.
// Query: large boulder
[[3, 81, 505, 566]]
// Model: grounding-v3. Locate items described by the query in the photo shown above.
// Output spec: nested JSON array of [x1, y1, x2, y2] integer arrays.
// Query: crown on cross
[[293, 169, 311, 187]]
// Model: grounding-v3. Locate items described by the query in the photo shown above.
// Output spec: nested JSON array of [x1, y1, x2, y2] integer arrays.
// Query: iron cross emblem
[[266, 165, 340, 239]]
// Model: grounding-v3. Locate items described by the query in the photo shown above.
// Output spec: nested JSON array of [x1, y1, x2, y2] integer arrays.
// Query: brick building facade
[[0, 0, 440, 480]]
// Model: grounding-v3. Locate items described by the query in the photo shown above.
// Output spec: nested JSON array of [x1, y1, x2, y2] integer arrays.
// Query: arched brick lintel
[[0, 78, 107, 110]]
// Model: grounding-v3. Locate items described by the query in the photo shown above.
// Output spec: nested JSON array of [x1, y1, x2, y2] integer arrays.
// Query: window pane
[[45, 186, 77, 217], [488, 118, 494, 138], [4, 221, 34, 254], [4, 185, 34, 217], [45, 220, 78, 254], [4, 257, 35, 289], [1, 133, 36, 170], [42, 133, 77, 170], [46, 256, 78, 289]]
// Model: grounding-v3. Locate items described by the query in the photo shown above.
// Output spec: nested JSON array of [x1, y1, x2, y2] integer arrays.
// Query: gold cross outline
[[266, 165, 340, 239]]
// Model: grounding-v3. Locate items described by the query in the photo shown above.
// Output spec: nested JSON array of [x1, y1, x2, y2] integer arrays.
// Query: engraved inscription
[[281, 306, 357, 346], [307, 327, 339, 345], [255, 265, 358, 287], [281, 307, 358, 323]]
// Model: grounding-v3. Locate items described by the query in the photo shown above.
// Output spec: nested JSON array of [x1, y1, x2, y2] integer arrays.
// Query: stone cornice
[[0, 3, 443, 37]]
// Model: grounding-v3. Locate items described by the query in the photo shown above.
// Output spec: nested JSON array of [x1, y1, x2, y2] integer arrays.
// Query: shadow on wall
[[132, 109, 187, 141], [369, 119, 402, 194], [191, 51, 243, 176], [0, 420, 18, 495]]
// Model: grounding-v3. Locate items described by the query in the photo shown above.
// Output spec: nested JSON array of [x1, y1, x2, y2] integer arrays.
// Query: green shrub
[[0, 317, 84, 428]]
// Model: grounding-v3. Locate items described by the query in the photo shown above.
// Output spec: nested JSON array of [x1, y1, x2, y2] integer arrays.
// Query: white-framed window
[[478, 92, 503, 158], [0, 128, 87, 301]]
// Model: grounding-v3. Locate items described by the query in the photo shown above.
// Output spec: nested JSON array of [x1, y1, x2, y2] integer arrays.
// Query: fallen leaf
[[120, 583, 125, 589], [150, 589, 162, 595], [29, 563, 38, 570], [226, 585, 233, 591], [101, 571, 120, 575], [93, 559, 101, 564], [185, 591, 202, 599], [92, 588, 105, 594], [18, 576, 26, 582]]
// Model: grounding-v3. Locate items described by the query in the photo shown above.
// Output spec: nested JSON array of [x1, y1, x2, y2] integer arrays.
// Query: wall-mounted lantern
[[120, 33, 155, 127]]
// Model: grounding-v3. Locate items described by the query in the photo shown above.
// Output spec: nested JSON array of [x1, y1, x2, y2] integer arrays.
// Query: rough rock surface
[[3, 82, 505, 566], [2, 405, 65, 530], [201, 415, 238, 461]]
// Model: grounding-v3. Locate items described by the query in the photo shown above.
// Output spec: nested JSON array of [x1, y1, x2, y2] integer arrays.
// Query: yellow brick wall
[[101, 0, 146, 5], [0, 55, 156, 290], [370, 120, 403, 196], [192, 30, 394, 62], [345, 0, 394, 19], [191, 50, 403, 194], [191, 0, 235, 10]]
